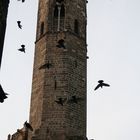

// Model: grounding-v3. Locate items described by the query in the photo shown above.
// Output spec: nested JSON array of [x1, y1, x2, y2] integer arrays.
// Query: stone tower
[[29, 0, 87, 139]]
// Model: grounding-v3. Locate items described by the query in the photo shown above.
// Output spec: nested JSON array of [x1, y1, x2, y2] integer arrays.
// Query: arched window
[[74, 19, 79, 34], [54, 4, 65, 18], [60, 4, 65, 17], [54, 5, 58, 18]]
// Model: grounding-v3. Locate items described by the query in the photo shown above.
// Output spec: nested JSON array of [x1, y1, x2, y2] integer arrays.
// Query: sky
[[0, 0, 140, 140]]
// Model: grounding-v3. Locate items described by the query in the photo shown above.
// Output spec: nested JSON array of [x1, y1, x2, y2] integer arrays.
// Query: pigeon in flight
[[18, 44, 25, 53], [24, 121, 33, 131], [17, 21, 22, 29], [68, 95, 83, 104], [94, 80, 110, 91], [0, 84, 8, 103], [39, 61, 52, 70], [56, 39, 66, 49], [55, 98, 66, 106]]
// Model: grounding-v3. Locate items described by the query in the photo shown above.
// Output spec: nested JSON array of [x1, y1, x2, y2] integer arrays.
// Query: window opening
[[40, 22, 44, 35], [74, 19, 79, 34]]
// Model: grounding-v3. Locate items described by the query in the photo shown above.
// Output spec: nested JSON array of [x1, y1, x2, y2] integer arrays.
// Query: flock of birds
[[0, 0, 26, 103]]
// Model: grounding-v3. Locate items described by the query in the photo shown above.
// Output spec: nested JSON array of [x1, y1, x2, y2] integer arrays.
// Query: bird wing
[[21, 45, 25, 48], [55, 100, 59, 104], [0, 85, 8, 97], [67, 98, 73, 104], [102, 83, 110, 87], [18, 48, 22, 51], [62, 98, 67, 103], [24, 121, 33, 131], [56, 45, 61, 48], [94, 84, 101, 90], [55, 100, 63, 106], [0, 85, 4, 93], [28, 125, 33, 131], [39, 64, 47, 69]]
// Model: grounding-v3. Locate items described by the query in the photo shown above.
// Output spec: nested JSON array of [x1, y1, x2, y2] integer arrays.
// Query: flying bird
[[18, 44, 25, 53], [17, 21, 22, 29], [0, 84, 8, 103], [94, 80, 110, 91], [39, 61, 52, 69], [24, 121, 33, 131], [68, 95, 83, 104], [55, 98, 66, 106], [56, 39, 66, 49]]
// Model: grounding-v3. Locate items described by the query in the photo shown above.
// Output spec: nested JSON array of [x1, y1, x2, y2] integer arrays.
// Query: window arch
[[54, 5, 58, 18], [74, 19, 79, 34], [54, 4, 65, 18]]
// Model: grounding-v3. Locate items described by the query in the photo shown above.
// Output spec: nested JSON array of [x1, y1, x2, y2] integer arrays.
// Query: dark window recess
[[54, 4, 65, 18], [74, 19, 79, 34], [54, 80, 57, 90], [54, 5, 58, 18], [60, 4, 65, 17], [40, 22, 44, 35]]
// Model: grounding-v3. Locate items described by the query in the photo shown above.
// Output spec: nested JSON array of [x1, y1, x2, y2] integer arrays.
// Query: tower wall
[[29, 0, 87, 139]]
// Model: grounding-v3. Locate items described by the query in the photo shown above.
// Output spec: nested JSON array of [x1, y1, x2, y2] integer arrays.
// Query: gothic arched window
[[54, 4, 65, 18], [53, 3, 65, 31], [60, 4, 65, 17], [54, 5, 58, 18], [74, 19, 79, 34]]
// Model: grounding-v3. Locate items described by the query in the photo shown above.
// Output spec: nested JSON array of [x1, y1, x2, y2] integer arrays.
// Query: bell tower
[[29, 0, 87, 139]]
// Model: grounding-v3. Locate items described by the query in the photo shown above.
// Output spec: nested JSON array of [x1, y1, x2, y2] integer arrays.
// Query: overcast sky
[[0, 0, 140, 140]]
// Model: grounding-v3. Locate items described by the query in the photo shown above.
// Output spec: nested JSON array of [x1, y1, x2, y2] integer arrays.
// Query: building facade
[[9, 0, 87, 139]]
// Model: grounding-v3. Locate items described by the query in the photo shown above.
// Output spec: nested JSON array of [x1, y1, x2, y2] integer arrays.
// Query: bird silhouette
[[68, 95, 83, 104], [56, 39, 66, 49], [18, 44, 25, 53], [24, 121, 33, 131], [17, 21, 22, 29], [17, 129, 24, 134], [94, 80, 110, 91], [55, 98, 66, 106], [0, 84, 8, 103], [39, 61, 52, 69]]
